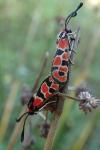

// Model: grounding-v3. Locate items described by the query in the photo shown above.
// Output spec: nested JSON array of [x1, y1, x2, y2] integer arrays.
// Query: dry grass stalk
[[8, 52, 49, 150], [44, 28, 80, 150], [0, 81, 20, 142], [8, 107, 26, 150]]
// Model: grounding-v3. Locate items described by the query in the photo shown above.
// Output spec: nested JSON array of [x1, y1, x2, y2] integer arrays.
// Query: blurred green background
[[0, 0, 100, 150]]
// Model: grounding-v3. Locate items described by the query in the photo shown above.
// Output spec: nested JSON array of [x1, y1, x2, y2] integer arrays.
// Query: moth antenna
[[21, 114, 29, 142], [16, 112, 29, 122], [65, 2, 83, 30]]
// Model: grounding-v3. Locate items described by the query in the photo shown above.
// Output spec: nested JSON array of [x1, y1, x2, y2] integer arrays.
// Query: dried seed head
[[75, 86, 100, 113], [75, 86, 91, 98], [78, 91, 92, 100]]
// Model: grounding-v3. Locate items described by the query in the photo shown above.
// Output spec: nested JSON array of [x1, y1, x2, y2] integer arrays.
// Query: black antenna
[[16, 112, 29, 122], [21, 114, 29, 142], [16, 112, 29, 142], [65, 2, 83, 30]]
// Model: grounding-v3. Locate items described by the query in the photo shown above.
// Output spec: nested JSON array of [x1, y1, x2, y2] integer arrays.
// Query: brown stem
[[57, 93, 79, 101], [44, 97, 64, 150], [0, 81, 20, 143], [44, 27, 80, 150], [44, 113, 60, 150], [32, 51, 49, 93], [44, 93, 79, 150]]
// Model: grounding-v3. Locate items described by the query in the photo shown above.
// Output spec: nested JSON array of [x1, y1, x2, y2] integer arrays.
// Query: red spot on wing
[[33, 97, 43, 107], [59, 66, 68, 73], [58, 39, 69, 49], [41, 82, 53, 99], [58, 76, 67, 82], [62, 52, 69, 60], [53, 71, 59, 79], [41, 82, 49, 93], [53, 57, 61, 66], [51, 83, 59, 90], [45, 92, 53, 98], [53, 71, 67, 83]]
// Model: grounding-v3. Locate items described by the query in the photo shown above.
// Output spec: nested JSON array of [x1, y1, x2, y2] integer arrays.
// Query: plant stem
[[44, 27, 80, 150], [44, 113, 60, 150], [44, 97, 64, 150], [58, 92, 79, 101]]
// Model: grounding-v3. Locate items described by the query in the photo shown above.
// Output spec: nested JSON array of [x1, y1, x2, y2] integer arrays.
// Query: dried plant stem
[[44, 28, 80, 150], [8, 107, 26, 150], [32, 51, 49, 92], [44, 113, 60, 150], [8, 52, 49, 150], [0, 81, 20, 142], [44, 97, 64, 150], [58, 93, 79, 101], [20, 7, 43, 66]]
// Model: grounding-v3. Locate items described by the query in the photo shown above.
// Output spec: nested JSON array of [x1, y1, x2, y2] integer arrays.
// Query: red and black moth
[[16, 2, 83, 142]]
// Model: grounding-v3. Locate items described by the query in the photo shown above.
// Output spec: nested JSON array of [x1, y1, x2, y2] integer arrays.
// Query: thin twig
[[57, 92, 79, 101], [44, 97, 64, 150], [0, 81, 20, 143], [32, 51, 49, 93], [44, 113, 60, 150]]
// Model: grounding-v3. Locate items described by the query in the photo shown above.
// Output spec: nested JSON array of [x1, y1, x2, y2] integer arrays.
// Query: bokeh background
[[0, 0, 100, 150]]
